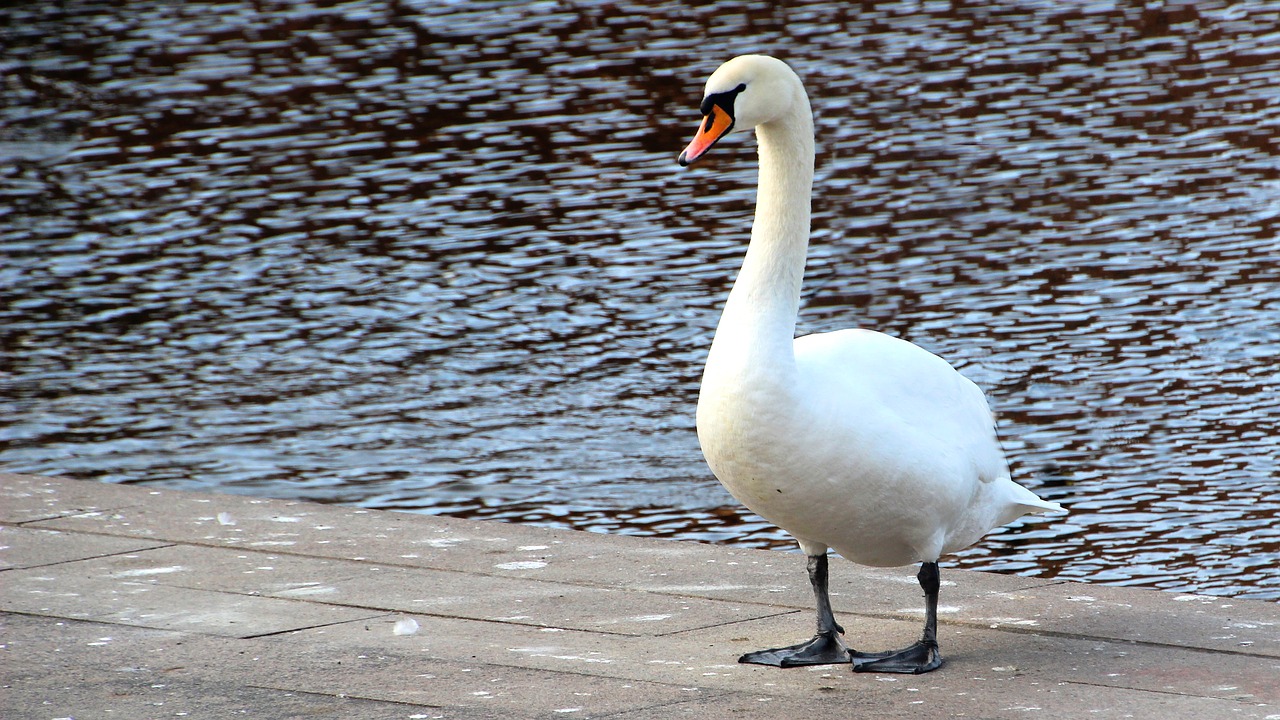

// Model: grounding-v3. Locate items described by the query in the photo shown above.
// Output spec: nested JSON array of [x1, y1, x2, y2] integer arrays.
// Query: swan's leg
[[850, 561, 943, 674], [739, 553, 849, 667]]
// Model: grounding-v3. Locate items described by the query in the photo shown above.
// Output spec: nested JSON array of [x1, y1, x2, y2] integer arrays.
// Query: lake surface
[[2, 0, 1277, 600]]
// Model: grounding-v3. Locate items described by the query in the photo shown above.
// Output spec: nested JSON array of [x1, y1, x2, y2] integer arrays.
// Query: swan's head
[[678, 55, 805, 166]]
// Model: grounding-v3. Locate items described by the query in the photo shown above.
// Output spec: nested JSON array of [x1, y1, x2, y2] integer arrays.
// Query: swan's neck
[[708, 106, 815, 377]]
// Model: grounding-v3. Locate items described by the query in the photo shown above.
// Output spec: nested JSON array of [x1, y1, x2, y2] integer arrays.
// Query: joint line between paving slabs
[[390, 655, 744, 712], [244, 682, 448, 709], [414, 612, 647, 638], [11, 507, 138, 526], [0, 539, 179, 571], [239, 613, 394, 639], [971, 627, 1279, 662], [651, 609, 804, 638], [1059, 679, 1268, 706]]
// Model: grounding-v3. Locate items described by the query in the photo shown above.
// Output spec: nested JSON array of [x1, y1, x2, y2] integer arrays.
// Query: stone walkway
[[2, 472, 1276, 719]]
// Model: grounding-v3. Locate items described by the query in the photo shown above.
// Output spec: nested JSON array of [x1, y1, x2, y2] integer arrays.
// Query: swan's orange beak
[[678, 105, 734, 166]]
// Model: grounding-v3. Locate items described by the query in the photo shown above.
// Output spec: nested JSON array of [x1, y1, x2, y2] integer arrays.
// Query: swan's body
[[680, 55, 1063, 674], [701, 328, 1052, 568]]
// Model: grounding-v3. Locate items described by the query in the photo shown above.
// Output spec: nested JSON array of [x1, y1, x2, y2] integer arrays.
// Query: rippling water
[[2, 0, 1278, 599]]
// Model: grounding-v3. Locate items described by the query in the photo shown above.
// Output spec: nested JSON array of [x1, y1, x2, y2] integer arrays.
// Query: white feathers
[[691, 55, 1064, 570]]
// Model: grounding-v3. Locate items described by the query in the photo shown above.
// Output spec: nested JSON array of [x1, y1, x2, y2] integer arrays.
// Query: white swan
[[679, 55, 1065, 674]]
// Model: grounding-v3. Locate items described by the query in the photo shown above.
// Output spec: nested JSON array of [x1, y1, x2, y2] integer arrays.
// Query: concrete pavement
[[2, 472, 1276, 719]]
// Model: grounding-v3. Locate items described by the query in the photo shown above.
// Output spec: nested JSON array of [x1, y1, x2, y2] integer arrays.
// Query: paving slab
[[369, 604, 1280, 706], [961, 575, 1280, 657], [0, 525, 169, 570], [1, 613, 514, 720], [2, 564, 386, 637], [600, 680, 1262, 720], [2, 472, 1278, 720], [238, 634, 723, 718], [15, 541, 779, 636], [0, 472, 166, 524]]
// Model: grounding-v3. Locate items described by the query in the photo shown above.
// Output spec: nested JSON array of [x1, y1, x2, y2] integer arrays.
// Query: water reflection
[[1, 0, 1277, 600]]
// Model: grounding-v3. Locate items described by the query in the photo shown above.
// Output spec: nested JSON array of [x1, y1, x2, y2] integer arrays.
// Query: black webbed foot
[[739, 631, 849, 667], [850, 639, 942, 674]]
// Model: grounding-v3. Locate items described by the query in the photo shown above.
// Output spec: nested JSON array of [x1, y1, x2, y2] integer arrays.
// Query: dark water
[[2, 0, 1278, 600]]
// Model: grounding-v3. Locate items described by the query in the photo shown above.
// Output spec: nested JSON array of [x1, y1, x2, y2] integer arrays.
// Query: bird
[[678, 54, 1065, 674]]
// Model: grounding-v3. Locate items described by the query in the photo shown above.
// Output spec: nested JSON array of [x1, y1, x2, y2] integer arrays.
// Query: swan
[[678, 55, 1065, 674]]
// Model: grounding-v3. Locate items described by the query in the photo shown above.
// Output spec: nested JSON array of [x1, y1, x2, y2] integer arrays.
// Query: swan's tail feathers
[[1004, 477, 1067, 517], [1017, 496, 1067, 516]]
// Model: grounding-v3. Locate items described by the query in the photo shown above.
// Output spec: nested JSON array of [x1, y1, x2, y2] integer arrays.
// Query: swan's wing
[[793, 328, 1009, 485]]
